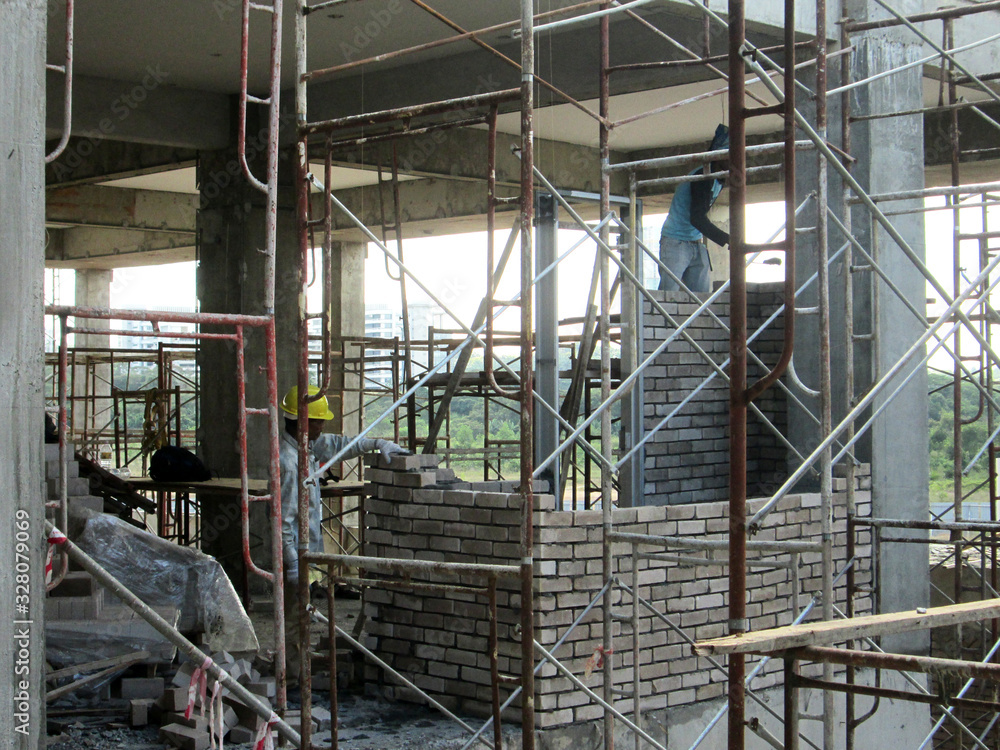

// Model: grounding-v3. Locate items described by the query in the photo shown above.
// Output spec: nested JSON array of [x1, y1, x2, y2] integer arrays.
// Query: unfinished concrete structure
[[3, 0, 1000, 748]]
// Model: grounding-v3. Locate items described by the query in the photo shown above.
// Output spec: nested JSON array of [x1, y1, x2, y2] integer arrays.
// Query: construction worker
[[278, 383, 405, 680], [658, 123, 730, 293]]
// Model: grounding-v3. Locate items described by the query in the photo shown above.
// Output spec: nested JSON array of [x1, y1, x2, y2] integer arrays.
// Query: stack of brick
[[363, 457, 873, 729], [139, 653, 303, 749], [45, 568, 179, 667], [44, 439, 180, 668], [44, 441, 104, 513], [642, 285, 787, 504]]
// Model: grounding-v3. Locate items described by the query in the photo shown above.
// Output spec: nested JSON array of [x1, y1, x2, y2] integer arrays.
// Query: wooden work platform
[[693, 599, 1000, 656], [129, 476, 364, 498]]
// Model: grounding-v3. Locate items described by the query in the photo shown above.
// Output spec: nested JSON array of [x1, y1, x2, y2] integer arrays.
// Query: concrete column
[[326, 240, 365, 470], [535, 194, 559, 490], [196, 140, 300, 586], [0, 1, 47, 746], [788, 52, 846, 489], [844, 0, 929, 653], [73, 269, 112, 447]]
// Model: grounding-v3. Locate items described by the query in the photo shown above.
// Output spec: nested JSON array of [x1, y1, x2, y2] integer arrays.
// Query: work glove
[[374, 439, 407, 465]]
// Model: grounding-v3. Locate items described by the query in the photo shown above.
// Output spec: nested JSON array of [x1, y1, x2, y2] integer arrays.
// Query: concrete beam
[[45, 138, 197, 188], [313, 176, 515, 241], [924, 101, 1000, 171], [330, 126, 623, 194], [305, 6, 787, 126], [46, 227, 194, 269], [46, 71, 231, 150], [46, 184, 197, 232]]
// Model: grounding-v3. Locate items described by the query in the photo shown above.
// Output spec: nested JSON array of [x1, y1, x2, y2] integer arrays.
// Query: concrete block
[[365, 468, 396, 484], [311, 705, 332, 731], [129, 699, 155, 727], [47, 476, 90, 498], [394, 471, 437, 488], [227, 725, 256, 743], [120, 676, 165, 700], [223, 695, 261, 727], [46, 459, 79, 479], [231, 658, 253, 683], [67, 495, 103, 513], [160, 723, 210, 750], [157, 686, 189, 712], [384, 454, 426, 471], [247, 678, 275, 699], [172, 660, 198, 687], [222, 705, 240, 730], [165, 712, 210, 732]]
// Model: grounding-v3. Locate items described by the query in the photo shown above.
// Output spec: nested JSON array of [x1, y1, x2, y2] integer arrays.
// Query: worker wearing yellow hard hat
[[278, 384, 405, 683]]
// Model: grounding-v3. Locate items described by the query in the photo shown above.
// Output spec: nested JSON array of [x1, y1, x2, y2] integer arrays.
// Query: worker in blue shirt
[[658, 124, 730, 293]]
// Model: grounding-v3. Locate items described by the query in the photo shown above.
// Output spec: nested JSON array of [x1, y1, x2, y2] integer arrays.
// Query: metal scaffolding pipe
[[534, 641, 667, 750], [605, 140, 814, 174], [845, 0, 1000, 33], [303, 552, 520, 579], [791, 646, 1000, 683], [302, 89, 520, 135], [608, 531, 822, 553], [302, 1, 606, 80], [45, 0, 74, 163], [751, 256, 1000, 528]]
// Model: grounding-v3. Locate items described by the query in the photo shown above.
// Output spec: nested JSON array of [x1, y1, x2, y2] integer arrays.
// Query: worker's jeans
[[284, 579, 303, 682], [658, 237, 710, 293]]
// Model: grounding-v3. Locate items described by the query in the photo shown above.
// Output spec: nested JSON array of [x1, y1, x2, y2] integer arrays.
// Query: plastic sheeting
[[45, 612, 180, 670], [69, 509, 259, 654]]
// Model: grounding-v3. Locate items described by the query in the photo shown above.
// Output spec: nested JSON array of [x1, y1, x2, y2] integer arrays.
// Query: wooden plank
[[130, 476, 362, 497], [692, 599, 1000, 656], [46, 650, 151, 682], [47, 660, 136, 702], [129, 477, 269, 494]]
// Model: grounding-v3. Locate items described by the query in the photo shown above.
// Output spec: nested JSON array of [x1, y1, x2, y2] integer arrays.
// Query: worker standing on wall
[[279, 384, 406, 679], [658, 124, 730, 293]]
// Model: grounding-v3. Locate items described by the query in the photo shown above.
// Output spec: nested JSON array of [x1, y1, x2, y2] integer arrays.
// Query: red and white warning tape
[[184, 656, 213, 721], [253, 712, 279, 750], [45, 527, 68, 585]]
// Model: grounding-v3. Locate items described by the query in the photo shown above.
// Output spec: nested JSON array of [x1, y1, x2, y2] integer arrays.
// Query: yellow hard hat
[[281, 385, 335, 421]]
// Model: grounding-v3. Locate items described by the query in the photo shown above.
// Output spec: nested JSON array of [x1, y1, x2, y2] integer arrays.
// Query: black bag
[[45, 413, 59, 444], [149, 445, 212, 482]]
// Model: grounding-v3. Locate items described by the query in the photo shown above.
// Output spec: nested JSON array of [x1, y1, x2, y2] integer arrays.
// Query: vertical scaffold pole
[[814, 0, 836, 746], [727, 1, 749, 747], [519, 1, 537, 748], [599, 4, 616, 748]]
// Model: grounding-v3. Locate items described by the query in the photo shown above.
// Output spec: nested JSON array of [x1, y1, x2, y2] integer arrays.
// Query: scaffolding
[[287, 1, 1000, 749], [38, 0, 1000, 748]]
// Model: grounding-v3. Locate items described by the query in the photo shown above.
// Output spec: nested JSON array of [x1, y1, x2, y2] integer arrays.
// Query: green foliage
[[927, 371, 994, 503]]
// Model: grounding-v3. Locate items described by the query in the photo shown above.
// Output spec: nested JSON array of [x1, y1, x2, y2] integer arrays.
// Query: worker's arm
[[315, 434, 407, 465], [690, 178, 729, 246]]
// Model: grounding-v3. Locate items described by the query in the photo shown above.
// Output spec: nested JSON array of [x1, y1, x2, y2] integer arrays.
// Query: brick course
[[643, 286, 787, 504], [362, 458, 873, 728]]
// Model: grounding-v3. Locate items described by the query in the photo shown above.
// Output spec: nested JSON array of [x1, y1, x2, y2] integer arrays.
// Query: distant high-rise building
[[363, 302, 441, 387]]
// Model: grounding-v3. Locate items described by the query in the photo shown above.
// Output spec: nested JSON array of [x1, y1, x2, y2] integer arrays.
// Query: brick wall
[[362, 457, 872, 728], [643, 285, 787, 504]]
